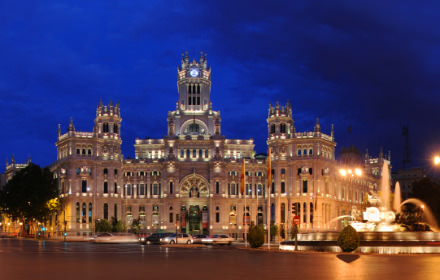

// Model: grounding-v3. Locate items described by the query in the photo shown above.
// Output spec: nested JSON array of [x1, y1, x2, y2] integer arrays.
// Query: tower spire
[[68, 117, 75, 132], [331, 124, 334, 139], [314, 117, 321, 133]]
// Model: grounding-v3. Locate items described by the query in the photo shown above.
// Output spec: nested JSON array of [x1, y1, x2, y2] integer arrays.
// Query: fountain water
[[280, 161, 440, 254], [380, 161, 390, 210], [400, 198, 439, 232]]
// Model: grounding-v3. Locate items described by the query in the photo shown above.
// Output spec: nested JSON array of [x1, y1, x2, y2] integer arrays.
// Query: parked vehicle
[[192, 234, 212, 244], [210, 234, 235, 245], [160, 233, 193, 244], [93, 232, 139, 243], [143, 232, 174, 244]]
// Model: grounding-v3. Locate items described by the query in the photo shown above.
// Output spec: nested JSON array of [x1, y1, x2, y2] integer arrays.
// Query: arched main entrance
[[179, 174, 210, 234]]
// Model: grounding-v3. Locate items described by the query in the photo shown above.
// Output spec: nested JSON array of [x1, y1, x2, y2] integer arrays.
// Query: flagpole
[[240, 159, 247, 247], [244, 159, 247, 247], [267, 148, 271, 250]]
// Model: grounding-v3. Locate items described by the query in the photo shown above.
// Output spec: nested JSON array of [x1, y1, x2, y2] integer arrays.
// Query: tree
[[130, 218, 141, 234], [337, 225, 360, 252], [248, 224, 265, 248], [95, 219, 112, 232], [111, 216, 125, 232], [270, 223, 278, 241], [0, 164, 58, 226]]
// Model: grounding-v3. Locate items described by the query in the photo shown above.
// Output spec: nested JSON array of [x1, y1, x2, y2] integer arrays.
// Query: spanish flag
[[267, 148, 271, 189], [240, 159, 245, 194]]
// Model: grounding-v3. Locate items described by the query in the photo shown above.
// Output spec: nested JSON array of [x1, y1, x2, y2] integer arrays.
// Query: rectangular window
[[153, 183, 159, 195], [82, 180, 87, 192], [169, 212, 173, 223], [104, 182, 108, 193], [216, 212, 220, 223], [140, 184, 145, 195], [216, 182, 220, 194], [281, 182, 285, 194], [303, 181, 308, 193]]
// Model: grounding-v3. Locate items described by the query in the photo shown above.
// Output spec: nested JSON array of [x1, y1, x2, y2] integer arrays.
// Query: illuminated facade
[[48, 52, 387, 238]]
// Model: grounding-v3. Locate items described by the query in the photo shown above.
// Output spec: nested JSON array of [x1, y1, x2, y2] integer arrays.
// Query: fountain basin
[[280, 232, 440, 254]]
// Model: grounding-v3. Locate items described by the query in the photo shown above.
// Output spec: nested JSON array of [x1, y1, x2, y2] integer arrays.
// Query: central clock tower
[[167, 51, 221, 136]]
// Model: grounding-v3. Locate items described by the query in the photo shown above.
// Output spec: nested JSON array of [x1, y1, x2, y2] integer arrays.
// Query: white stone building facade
[[49, 52, 385, 238]]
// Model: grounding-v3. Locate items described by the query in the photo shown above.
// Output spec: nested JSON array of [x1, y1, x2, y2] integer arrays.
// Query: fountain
[[280, 162, 440, 254], [380, 161, 390, 211], [400, 198, 439, 232]]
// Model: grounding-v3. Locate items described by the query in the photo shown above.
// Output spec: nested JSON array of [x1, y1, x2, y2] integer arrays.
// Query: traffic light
[[291, 203, 297, 215]]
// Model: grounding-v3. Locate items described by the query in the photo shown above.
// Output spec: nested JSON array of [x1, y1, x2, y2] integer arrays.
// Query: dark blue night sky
[[1, 1, 440, 173]]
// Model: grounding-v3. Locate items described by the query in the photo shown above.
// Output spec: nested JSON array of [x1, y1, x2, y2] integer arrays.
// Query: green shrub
[[248, 225, 265, 248], [337, 225, 360, 252], [95, 219, 112, 232]]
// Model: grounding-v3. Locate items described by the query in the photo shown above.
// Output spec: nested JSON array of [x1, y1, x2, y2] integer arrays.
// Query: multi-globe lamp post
[[434, 156, 440, 166], [339, 168, 362, 227]]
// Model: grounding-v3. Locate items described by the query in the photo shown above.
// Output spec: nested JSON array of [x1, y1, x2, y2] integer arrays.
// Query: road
[[0, 238, 439, 280]]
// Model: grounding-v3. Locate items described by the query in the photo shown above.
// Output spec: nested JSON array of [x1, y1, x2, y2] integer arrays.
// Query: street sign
[[293, 215, 300, 225]]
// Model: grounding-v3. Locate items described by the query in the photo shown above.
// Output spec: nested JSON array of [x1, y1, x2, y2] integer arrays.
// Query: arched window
[[189, 123, 200, 134], [104, 182, 108, 193], [88, 203, 92, 223], [270, 124, 276, 134], [303, 202, 307, 224], [76, 202, 80, 223], [281, 203, 285, 223], [104, 203, 108, 220], [280, 124, 286, 133], [82, 203, 86, 223], [216, 206, 220, 223]]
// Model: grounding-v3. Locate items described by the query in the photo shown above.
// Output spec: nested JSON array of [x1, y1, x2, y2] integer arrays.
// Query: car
[[93, 232, 139, 243], [192, 234, 212, 244], [138, 231, 149, 243], [210, 234, 235, 245], [160, 233, 193, 244], [143, 232, 174, 244]]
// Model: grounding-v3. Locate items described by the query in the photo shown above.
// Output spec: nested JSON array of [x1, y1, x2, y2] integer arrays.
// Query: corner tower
[[94, 100, 122, 160], [167, 51, 221, 137]]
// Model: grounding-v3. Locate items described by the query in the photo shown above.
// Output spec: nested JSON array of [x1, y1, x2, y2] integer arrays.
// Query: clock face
[[190, 68, 199, 77]]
